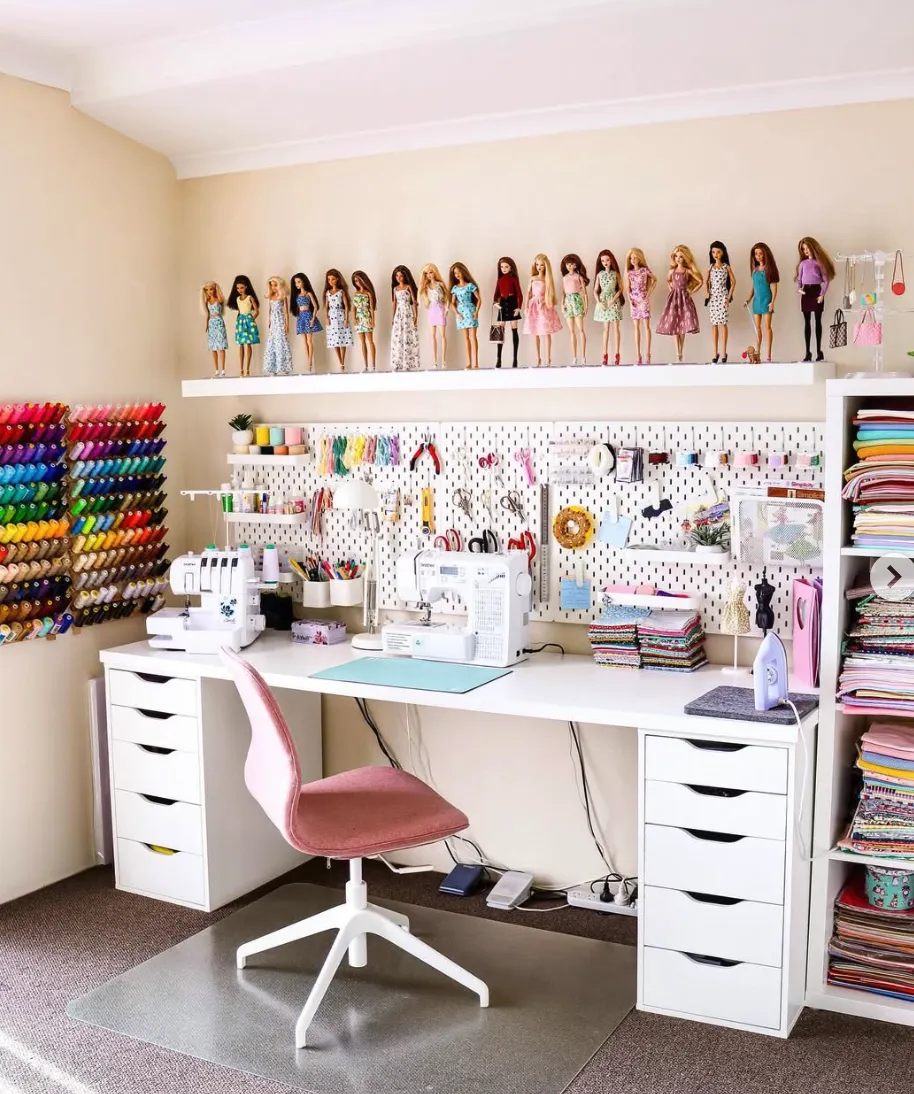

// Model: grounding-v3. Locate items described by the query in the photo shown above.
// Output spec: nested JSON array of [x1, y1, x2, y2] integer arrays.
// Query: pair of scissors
[[507, 529, 536, 563], [468, 528, 498, 553], [433, 528, 461, 551], [500, 490, 526, 523], [453, 487, 473, 519]]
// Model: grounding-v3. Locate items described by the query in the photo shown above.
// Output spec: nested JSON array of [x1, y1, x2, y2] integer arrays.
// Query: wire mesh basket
[[730, 495, 824, 568]]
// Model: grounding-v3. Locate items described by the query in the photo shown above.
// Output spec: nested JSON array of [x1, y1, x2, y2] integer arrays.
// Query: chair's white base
[[236, 859, 490, 1048]]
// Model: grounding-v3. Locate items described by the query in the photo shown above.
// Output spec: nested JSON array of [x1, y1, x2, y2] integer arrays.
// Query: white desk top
[[100, 632, 816, 744]]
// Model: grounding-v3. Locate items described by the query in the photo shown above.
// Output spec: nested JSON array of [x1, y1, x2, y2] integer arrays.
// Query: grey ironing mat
[[684, 685, 819, 724], [68, 882, 635, 1094]]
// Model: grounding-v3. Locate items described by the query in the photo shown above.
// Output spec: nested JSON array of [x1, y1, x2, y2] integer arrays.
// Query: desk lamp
[[332, 477, 383, 651]]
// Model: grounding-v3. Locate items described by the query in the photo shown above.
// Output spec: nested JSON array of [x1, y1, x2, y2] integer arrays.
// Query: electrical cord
[[784, 697, 810, 862], [568, 720, 614, 873], [523, 643, 566, 655], [354, 697, 402, 770]]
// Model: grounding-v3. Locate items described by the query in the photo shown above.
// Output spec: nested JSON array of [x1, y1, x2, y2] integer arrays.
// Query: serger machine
[[146, 549, 265, 654], [381, 549, 532, 667]]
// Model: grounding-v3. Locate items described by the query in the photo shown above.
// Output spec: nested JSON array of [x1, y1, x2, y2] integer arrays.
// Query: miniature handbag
[[829, 308, 847, 349], [488, 304, 505, 343], [852, 305, 883, 346], [892, 249, 906, 296]]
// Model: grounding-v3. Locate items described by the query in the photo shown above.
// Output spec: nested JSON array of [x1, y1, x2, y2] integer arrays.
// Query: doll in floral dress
[[227, 274, 260, 377], [390, 265, 420, 372], [201, 281, 227, 377], [449, 262, 481, 370], [656, 246, 702, 363], [593, 250, 624, 365], [290, 272, 322, 373], [560, 254, 589, 365], [524, 254, 562, 367], [624, 250, 656, 365], [262, 276, 293, 376], [323, 269, 353, 372], [351, 270, 377, 372]]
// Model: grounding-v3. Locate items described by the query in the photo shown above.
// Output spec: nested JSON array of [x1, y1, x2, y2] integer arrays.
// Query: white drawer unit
[[108, 669, 198, 717], [644, 734, 788, 794], [111, 739, 202, 805], [110, 705, 199, 753], [644, 779, 787, 840], [114, 789, 203, 855], [116, 838, 206, 907]]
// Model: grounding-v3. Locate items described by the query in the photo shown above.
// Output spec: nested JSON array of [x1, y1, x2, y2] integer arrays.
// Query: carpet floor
[[0, 860, 912, 1094]]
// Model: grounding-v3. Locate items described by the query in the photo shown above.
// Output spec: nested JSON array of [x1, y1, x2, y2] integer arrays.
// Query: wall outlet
[[567, 886, 638, 917]]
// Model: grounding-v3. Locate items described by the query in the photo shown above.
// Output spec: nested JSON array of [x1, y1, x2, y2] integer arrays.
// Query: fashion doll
[[351, 271, 377, 372], [449, 262, 481, 370], [745, 243, 780, 362], [795, 237, 835, 362], [227, 274, 260, 377], [200, 281, 227, 377], [390, 265, 420, 372], [290, 272, 322, 373], [524, 254, 562, 366], [704, 241, 736, 363], [419, 263, 448, 369], [624, 249, 656, 365], [262, 276, 293, 377], [593, 249, 624, 365], [656, 245, 702, 362], [560, 254, 590, 365], [323, 269, 353, 372], [492, 257, 524, 368]]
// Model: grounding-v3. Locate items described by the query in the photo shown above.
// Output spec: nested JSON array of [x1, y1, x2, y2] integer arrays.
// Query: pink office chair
[[219, 647, 489, 1048]]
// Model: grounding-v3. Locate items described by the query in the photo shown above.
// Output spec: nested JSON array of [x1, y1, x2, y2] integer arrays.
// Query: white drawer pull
[[137, 744, 174, 756], [684, 952, 741, 968], [686, 784, 746, 798], [135, 672, 171, 684], [139, 793, 177, 806], [686, 739, 746, 753], [135, 708, 175, 721], [685, 828, 745, 844], [684, 891, 743, 906]]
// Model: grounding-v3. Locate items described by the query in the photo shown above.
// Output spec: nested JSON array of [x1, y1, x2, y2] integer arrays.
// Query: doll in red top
[[493, 257, 524, 368]]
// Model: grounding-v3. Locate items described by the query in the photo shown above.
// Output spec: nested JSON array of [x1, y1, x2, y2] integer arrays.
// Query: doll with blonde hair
[[524, 254, 562, 366], [656, 245, 703, 362], [449, 262, 481, 370], [625, 249, 657, 365], [200, 281, 227, 377], [262, 275, 293, 376], [795, 236, 835, 362], [419, 263, 448, 369]]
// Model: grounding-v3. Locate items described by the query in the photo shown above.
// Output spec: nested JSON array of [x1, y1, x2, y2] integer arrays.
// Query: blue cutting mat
[[310, 657, 511, 694]]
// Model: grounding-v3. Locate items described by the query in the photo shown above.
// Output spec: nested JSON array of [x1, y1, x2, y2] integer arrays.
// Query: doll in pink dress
[[523, 254, 562, 367], [625, 249, 657, 365], [419, 263, 448, 369], [656, 245, 702, 362]]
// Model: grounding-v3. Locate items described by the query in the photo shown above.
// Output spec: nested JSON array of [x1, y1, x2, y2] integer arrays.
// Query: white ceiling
[[3, 0, 914, 178]]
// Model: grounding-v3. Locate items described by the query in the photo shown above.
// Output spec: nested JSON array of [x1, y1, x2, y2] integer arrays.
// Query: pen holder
[[301, 581, 331, 608], [329, 576, 364, 606]]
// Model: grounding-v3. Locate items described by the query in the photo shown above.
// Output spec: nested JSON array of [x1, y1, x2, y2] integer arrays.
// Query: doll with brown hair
[[704, 241, 736, 363], [201, 281, 227, 377], [656, 245, 702, 362], [593, 249, 624, 365], [227, 274, 260, 377], [745, 243, 780, 362], [524, 254, 562, 367], [351, 270, 377, 372], [390, 265, 420, 371], [323, 269, 353, 372], [418, 263, 448, 368], [449, 262, 481, 370], [290, 272, 322, 373], [795, 237, 835, 362], [560, 254, 590, 364], [492, 257, 524, 368], [262, 276, 293, 376], [624, 249, 656, 365]]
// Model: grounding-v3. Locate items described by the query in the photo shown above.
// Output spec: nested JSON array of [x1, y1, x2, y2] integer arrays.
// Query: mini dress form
[[353, 292, 373, 334], [325, 290, 353, 348], [751, 269, 773, 315], [426, 284, 447, 327], [451, 283, 479, 330], [627, 267, 653, 321], [594, 269, 622, 323], [295, 294, 322, 335], [262, 299, 293, 376], [207, 302, 228, 351], [656, 270, 700, 336], [234, 296, 260, 345], [562, 272, 585, 319], [390, 287, 420, 370], [524, 281, 562, 335], [707, 266, 730, 325]]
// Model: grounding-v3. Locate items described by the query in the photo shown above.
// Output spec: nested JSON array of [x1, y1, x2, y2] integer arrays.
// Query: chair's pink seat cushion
[[291, 766, 469, 859]]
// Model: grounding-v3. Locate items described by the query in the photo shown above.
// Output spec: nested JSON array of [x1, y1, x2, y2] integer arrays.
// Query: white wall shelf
[[224, 512, 306, 525], [227, 453, 310, 467], [183, 360, 835, 398], [828, 847, 914, 871], [622, 548, 731, 566]]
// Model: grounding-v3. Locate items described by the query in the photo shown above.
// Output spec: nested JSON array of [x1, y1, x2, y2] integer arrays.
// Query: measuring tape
[[538, 483, 549, 604]]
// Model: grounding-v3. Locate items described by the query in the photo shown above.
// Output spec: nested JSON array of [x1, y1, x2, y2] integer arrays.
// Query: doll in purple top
[[795, 237, 835, 362]]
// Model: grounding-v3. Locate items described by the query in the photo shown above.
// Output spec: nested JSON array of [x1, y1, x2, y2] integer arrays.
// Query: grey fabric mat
[[684, 686, 819, 724], [67, 882, 635, 1094]]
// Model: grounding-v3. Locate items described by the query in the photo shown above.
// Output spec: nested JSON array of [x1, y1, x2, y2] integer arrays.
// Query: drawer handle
[[686, 739, 747, 753], [136, 709, 175, 721], [134, 672, 171, 684], [137, 744, 175, 756], [684, 952, 741, 968], [685, 891, 743, 906], [139, 794, 177, 806], [144, 843, 178, 856], [686, 784, 747, 799], [684, 828, 744, 843]]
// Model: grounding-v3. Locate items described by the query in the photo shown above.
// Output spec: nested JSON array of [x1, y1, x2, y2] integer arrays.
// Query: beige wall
[[176, 99, 914, 886], [0, 76, 180, 903]]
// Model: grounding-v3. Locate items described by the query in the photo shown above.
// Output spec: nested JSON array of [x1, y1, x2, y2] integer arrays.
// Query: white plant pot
[[694, 544, 727, 554], [232, 429, 254, 447]]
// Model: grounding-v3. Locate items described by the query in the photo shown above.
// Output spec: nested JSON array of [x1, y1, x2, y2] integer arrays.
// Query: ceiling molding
[[173, 66, 914, 180], [0, 34, 71, 91]]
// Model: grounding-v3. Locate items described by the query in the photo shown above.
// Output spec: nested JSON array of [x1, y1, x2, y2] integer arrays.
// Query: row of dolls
[[200, 238, 834, 375]]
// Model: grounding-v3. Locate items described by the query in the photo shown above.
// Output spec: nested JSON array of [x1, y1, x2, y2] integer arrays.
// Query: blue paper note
[[599, 511, 633, 547], [560, 578, 592, 610], [309, 657, 510, 694]]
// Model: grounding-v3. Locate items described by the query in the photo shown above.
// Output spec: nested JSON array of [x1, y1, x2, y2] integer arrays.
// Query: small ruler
[[538, 483, 549, 606]]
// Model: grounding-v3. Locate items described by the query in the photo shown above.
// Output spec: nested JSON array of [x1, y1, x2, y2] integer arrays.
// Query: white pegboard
[[221, 418, 824, 635]]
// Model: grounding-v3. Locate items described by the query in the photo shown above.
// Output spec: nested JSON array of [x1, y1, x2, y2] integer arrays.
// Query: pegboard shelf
[[227, 453, 310, 467], [224, 512, 306, 525], [182, 360, 835, 398], [622, 548, 731, 566]]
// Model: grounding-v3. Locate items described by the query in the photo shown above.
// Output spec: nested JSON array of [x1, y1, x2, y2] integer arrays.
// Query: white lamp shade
[[333, 478, 381, 511]]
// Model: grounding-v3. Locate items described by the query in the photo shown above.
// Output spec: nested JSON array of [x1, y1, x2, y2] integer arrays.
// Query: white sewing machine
[[381, 549, 532, 667], [146, 549, 265, 654]]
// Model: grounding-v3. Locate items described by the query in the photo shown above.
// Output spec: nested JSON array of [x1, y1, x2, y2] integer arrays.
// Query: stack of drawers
[[108, 668, 206, 907], [638, 733, 795, 1035]]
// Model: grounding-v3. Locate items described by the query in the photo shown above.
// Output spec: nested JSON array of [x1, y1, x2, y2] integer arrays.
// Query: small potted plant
[[229, 413, 254, 453], [690, 521, 730, 555]]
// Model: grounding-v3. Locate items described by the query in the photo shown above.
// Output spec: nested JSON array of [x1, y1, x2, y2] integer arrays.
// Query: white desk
[[100, 633, 816, 1038]]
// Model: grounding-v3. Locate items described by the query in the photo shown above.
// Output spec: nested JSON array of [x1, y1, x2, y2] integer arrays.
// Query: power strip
[[567, 886, 638, 917]]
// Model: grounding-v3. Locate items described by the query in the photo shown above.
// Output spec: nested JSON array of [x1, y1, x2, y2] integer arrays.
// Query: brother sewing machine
[[146, 549, 265, 654], [381, 549, 532, 668]]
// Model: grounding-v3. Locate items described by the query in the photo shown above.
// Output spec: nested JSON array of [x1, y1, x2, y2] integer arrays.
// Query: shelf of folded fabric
[[828, 847, 914, 871], [841, 546, 914, 557]]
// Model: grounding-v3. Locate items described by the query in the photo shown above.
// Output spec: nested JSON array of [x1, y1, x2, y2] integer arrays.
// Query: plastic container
[[329, 576, 364, 607], [301, 581, 331, 608], [269, 426, 284, 447], [255, 426, 270, 446], [261, 544, 280, 585], [865, 865, 914, 911]]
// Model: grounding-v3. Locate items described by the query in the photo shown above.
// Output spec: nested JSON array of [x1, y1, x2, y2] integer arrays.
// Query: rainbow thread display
[[316, 433, 400, 477]]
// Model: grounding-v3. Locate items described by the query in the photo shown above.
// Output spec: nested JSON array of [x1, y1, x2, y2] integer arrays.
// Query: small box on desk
[[292, 619, 347, 646]]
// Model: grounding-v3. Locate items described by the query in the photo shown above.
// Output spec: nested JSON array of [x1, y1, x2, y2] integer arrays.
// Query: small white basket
[[329, 577, 364, 607], [301, 581, 331, 608]]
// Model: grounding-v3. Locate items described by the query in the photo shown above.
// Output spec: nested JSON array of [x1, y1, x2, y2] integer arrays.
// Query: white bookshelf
[[806, 376, 914, 1027]]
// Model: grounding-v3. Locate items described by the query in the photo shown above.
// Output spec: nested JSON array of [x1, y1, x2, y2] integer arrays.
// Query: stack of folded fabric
[[828, 871, 914, 1000], [838, 593, 914, 715], [587, 600, 646, 669], [844, 408, 914, 551], [838, 722, 914, 856], [638, 610, 707, 673]]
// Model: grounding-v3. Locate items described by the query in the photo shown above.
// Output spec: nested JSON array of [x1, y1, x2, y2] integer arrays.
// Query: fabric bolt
[[206, 302, 228, 351], [524, 280, 562, 335], [262, 299, 293, 376], [750, 269, 773, 314], [627, 266, 653, 320], [707, 266, 730, 325], [325, 290, 353, 349], [426, 284, 448, 326], [390, 287, 419, 370], [594, 269, 623, 322], [451, 282, 479, 330], [352, 292, 373, 334], [295, 294, 322, 335], [656, 270, 700, 336]]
